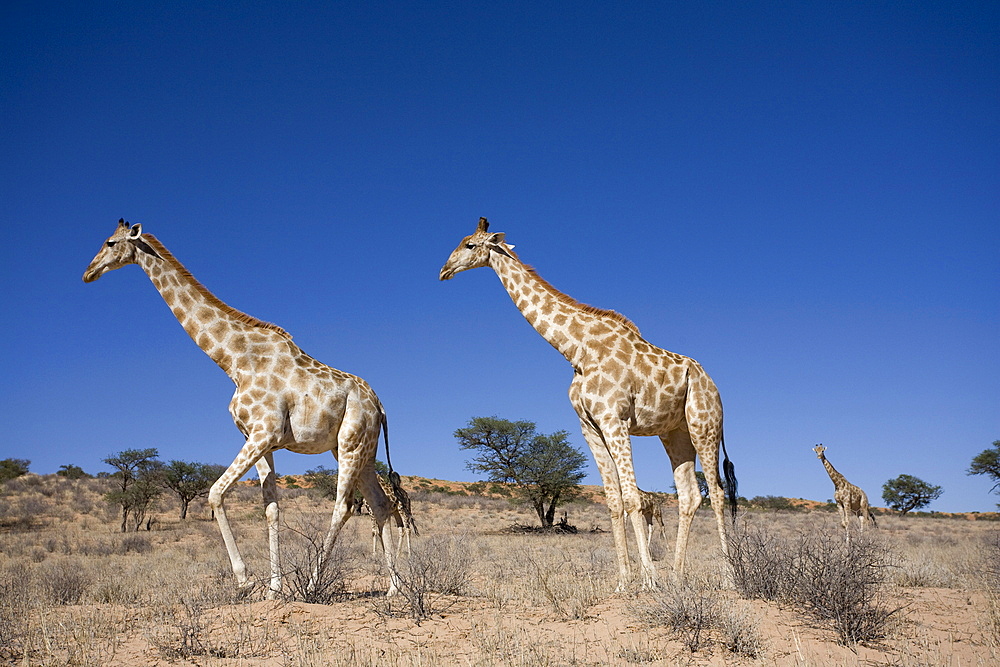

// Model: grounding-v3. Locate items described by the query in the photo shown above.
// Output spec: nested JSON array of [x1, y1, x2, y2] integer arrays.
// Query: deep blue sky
[[2, 2, 997, 512]]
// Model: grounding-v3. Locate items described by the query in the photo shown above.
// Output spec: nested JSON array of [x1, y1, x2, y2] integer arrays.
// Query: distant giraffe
[[84, 220, 406, 598], [813, 444, 877, 539], [363, 472, 418, 555], [637, 488, 673, 546], [440, 218, 737, 589]]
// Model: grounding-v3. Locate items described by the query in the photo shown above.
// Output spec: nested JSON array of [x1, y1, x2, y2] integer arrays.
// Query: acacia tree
[[161, 461, 227, 519], [0, 458, 30, 483], [103, 448, 163, 531], [456, 416, 588, 527], [881, 474, 943, 516], [968, 440, 1000, 507], [56, 464, 90, 479]]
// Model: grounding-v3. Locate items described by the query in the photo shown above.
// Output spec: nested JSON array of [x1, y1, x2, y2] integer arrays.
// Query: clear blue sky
[[2, 2, 997, 513]]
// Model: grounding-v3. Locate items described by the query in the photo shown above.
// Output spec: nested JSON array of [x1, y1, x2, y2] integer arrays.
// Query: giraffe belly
[[284, 440, 337, 456], [628, 395, 687, 436]]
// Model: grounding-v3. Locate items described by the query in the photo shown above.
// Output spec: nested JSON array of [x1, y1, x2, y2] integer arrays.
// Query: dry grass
[[0, 474, 997, 665]]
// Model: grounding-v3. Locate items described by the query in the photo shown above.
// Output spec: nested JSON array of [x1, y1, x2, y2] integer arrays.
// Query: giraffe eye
[[106, 241, 117, 247], [465, 243, 476, 249]]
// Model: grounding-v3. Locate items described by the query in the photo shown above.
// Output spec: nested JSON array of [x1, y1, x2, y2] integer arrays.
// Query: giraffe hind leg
[[255, 453, 282, 599], [356, 467, 403, 596], [663, 431, 699, 580]]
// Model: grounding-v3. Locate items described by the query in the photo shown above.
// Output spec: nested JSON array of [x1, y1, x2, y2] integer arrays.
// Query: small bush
[[727, 523, 902, 646], [718, 603, 767, 659], [380, 535, 472, 622], [0, 562, 33, 659], [984, 534, 1000, 647], [633, 582, 720, 653], [149, 598, 280, 660], [727, 522, 794, 600], [790, 533, 902, 645], [283, 517, 353, 604], [748, 495, 802, 511], [40, 558, 91, 604]]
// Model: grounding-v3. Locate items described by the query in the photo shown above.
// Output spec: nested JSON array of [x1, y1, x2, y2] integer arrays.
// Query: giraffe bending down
[[813, 444, 877, 539], [363, 472, 418, 555], [84, 220, 406, 598], [637, 488, 673, 546], [440, 218, 737, 589]]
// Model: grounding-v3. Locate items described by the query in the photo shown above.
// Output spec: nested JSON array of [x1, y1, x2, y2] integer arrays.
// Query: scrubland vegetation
[[1, 473, 998, 665]]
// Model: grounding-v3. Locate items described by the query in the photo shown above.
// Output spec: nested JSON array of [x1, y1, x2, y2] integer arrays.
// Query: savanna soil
[[1, 474, 998, 666]]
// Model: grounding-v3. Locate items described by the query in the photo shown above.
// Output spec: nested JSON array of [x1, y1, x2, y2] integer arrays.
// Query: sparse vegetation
[[728, 517, 904, 645], [0, 473, 995, 664]]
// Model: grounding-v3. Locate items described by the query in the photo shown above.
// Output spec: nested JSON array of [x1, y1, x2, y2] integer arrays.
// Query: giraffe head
[[813, 444, 827, 458], [438, 217, 516, 280], [83, 219, 161, 283]]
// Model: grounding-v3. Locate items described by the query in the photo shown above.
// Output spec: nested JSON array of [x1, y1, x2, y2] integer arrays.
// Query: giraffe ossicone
[[440, 217, 738, 590], [84, 219, 411, 599]]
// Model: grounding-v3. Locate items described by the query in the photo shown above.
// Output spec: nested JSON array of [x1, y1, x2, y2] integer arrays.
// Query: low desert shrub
[[149, 598, 281, 660], [790, 532, 902, 645], [282, 516, 354, 604], [632, 581, 765, 657], [379, 534, 472, 622], [727, 521, 795, 600], [984, 534, 1000, 647], [39, 557, 91, 604], [0, 561, 34, 660], [522, 547, 610, 620], [635, 582, 719, 652], [717, 602, 767, 659], [727, 522, 902, 646]]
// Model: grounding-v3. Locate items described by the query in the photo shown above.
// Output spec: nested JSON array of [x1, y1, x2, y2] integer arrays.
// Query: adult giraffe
[[813, 444, 877, 540], [84, 219, 405, 598], [440, 218, 737, 589]]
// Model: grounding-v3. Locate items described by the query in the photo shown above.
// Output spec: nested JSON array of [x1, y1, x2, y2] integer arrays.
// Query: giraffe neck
[[820, 455, 847, 486], [489, 251, 639, 368], [133, 235, 290, 376]]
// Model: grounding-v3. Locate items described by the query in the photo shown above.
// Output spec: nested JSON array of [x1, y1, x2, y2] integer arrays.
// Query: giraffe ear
[[128, 224, 143, 238], [487, 233, 516, 259]]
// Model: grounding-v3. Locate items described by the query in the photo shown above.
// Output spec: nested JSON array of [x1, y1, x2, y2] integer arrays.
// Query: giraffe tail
[[379, 407, 410, 525], [721, 433, 738, 523], [868, 509, 878, 528]]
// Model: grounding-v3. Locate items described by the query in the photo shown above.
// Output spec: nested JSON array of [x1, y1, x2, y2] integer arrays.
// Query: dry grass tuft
[[0, 474, 996, 664]]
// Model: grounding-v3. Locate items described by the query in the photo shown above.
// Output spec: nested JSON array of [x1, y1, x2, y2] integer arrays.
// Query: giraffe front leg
[[209, 437, 273, 594], [599, 419, 657, 590], [577, 416, 632, 591]]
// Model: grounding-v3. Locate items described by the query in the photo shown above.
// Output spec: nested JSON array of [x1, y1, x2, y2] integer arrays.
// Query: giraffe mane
[[517, 258, 642, 336], [142, 234, 292, 339]]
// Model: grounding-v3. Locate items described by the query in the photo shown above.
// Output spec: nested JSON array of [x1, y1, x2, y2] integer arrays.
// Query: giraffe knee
[[208, 486, 226, 509], [264, 502, 279, 524]]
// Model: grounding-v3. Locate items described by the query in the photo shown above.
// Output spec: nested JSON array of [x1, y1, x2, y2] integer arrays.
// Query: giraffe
[[440, 218, 737, 589], [637, 488, 673, 546], [813, 444, 877, 538], [363, 472, 418, 555], [83, 219, 406, 598]]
